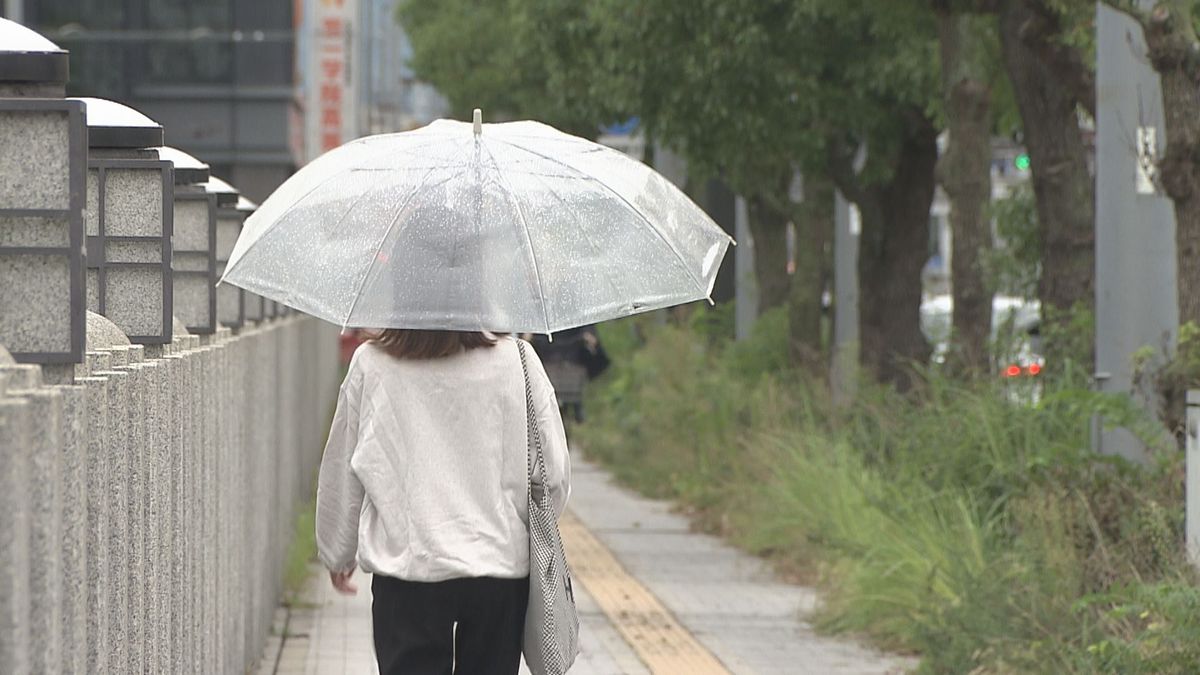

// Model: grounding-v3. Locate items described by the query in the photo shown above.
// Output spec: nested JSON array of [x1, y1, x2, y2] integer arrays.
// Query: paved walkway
[[259, 457, 913, 674]]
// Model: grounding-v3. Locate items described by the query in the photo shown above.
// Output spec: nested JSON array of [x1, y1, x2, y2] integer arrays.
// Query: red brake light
[[1027, 363, 1042, 376], [1004, 365, 1022, 378]]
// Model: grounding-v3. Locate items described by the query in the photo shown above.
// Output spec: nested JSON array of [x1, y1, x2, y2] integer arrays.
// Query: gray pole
[[2, 0, 22, 23], [831, 190, 859, 405], [1093, 3, 1178, 463], [734, 196, 758, 341], [1188, 391, 1200, 569]]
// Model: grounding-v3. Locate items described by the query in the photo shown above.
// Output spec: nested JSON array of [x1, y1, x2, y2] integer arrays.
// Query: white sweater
[[315, 337, 571, 582]]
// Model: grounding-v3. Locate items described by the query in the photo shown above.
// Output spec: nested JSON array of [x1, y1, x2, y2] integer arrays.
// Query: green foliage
[[1040, 303, 1098, 381], [283, 499, 317, 605], [723, 306, 790, 378], [1075, 581, 1200, 674], [982, 183, 1040, 299], [578, 318, 1192, 673], [1133, 321, 1200, 444], [396, 0, 607, 136], [469, 0, 945, 205]]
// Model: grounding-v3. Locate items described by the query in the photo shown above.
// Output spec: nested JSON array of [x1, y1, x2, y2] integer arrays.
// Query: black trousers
[[372, 574, 529, 675]]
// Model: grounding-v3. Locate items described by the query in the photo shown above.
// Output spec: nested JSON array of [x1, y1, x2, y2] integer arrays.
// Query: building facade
[[8, 0, 297, 202]]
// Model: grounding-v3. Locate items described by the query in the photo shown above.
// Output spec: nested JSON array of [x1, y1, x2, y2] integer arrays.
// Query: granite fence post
[[95, 360, 130, 670], [231, 331, 248, 672], [183, 335, 201, 674], [214, 332, 231, 675], [163, 339, 187, 675], [58, 383, 88, 674], [273, 325, 290, 607], [244, 328, 262, 657], [79, 98, 173, 349], [223, 329, 237, 675], [192, 343, 207, 675], [5, 365, 65, 674], [154, 346, 176, 675], [116, 345, 148, 675], [168, 332, 190, 674], [203, 343, 218, 673], [78, 373, 110, 673], [263, 324, 284, 642], [137, 354, 166, 673], [0, 24, 87, 385], [258, 327, 274, 650], [0, 390, 32, 675]]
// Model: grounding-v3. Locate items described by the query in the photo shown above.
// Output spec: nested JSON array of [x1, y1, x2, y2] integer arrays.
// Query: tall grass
[[577, 310, 1195, 673], [283, 499, 317, 605]]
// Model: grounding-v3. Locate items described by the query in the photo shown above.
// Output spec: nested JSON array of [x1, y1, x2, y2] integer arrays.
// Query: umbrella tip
[[473, 108, 482, 135]]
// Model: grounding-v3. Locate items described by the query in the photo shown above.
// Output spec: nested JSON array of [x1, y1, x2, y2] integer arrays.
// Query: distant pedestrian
[[527, 325, 610, 423], [316, 330, 571, 675]]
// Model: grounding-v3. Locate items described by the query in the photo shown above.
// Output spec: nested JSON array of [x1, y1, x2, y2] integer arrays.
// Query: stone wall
[[0, 313, 340, 674]]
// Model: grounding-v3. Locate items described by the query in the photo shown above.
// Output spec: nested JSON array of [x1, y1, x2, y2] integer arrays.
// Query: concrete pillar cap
[[156, 146, 211, 186], [70, 97, 164, 149], [0, 18, 68, 84], [85, 311, 132, 351]]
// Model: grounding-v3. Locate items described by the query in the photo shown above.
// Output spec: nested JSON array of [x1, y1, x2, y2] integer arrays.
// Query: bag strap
[[517, 340, 550, 509]]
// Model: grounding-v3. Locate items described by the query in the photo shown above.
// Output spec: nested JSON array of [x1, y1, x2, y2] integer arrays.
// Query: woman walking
[[224, 110, 729, 673], [315, 329, 571, 675]]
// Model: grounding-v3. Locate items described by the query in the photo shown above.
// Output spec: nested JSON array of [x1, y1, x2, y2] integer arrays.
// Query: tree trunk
[[832, 113, 938, 390], [999, 1, 1095, 331], [937, 11, 994, 373], [1142, 3, 1200, 327], [789, 175, 834, 370], [746, 191, 792, 313]]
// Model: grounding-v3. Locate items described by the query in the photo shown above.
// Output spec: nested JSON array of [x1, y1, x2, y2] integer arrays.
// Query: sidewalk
[[259, 456, 913, 674]]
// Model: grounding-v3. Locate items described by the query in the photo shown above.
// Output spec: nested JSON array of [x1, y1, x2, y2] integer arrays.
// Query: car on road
[[920, 295, 1044, 382]]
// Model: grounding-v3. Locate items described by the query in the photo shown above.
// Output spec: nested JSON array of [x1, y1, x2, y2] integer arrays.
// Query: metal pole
[[734, 196, 757, 341], [3, 0, 23, 23], [831, 190, 859, 405], [1188, 391, 1200, 568], [1093, 2, 1178, 463]]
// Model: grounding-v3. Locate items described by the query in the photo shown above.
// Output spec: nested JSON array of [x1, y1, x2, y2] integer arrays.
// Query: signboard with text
[[305, 0, 359, 163]]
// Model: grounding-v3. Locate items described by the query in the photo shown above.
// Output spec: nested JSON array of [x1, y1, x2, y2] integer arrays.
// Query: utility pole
[[1093, 2, 1178, 462], [831, 191, 859, 405], [734, 196, 758, 341]]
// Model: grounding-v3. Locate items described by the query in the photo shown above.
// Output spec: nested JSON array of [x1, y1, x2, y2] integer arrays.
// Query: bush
[[1077, 581, 1200, 674], [578, 312, 1193, 673]]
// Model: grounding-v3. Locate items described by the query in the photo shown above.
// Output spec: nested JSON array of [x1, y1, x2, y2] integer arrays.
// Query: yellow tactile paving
[[559, 510, 731, 675]]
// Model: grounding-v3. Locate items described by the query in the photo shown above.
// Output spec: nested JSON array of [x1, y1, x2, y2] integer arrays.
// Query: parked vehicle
[[919, 295, 1043, 379]]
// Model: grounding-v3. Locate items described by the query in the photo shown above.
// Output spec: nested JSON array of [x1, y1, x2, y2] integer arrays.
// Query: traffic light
[[1014, 153, 1031, 171]]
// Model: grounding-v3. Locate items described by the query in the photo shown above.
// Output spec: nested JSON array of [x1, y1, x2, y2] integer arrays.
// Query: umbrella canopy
[[221, 113, 733, 333]]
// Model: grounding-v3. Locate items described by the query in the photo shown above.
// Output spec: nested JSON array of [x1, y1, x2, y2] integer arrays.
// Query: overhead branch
[[1143, 1, 1200, 82], [1020, 0, 1097, 118]]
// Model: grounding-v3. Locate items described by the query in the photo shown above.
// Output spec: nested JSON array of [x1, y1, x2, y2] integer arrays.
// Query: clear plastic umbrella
[[220, 111, 733, 333]]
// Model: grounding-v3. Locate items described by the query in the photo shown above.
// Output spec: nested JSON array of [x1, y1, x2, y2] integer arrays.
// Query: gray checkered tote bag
[[518, 341, 581, 674]]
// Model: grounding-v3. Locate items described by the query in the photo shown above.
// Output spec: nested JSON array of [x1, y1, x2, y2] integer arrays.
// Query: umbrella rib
[[340, 164, 454, 329], [490, 137, 712, 300], [223, 141, 401, 282], [281, 178, 387, 311], [479, 141, 553, 335], [502, 158, 627, 321]]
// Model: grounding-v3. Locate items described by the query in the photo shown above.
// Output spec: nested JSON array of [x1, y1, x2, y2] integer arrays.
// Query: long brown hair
[[368, 329, 502, 360]]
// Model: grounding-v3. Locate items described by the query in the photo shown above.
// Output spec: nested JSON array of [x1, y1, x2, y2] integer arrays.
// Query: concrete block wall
[[1, 21, 341, 672], [0, 313, 340, 674]]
